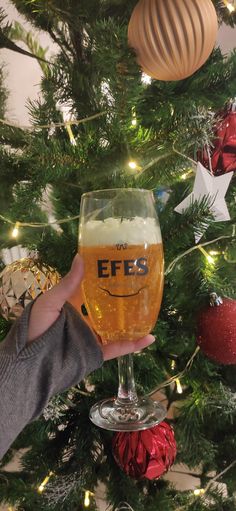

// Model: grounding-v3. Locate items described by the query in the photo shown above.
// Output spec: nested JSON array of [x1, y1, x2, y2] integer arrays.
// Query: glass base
[[89, 397, 166, 431]]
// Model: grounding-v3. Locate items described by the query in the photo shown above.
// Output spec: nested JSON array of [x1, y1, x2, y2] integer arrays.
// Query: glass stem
[[116, 354, 138, 406]]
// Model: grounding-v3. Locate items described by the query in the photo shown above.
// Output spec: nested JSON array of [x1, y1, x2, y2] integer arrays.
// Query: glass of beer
[[79, 188, 165, 431]]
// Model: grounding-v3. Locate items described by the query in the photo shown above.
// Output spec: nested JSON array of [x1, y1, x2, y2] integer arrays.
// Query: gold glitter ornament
[[0, 258, 60, 321]]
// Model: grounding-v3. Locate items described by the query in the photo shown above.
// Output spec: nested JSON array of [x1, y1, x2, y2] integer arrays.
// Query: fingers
[[102, 334, 155, 361]]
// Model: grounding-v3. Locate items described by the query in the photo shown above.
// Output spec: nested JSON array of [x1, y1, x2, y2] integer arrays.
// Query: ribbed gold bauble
[[0, 258, 60, 321], [128, 0, 218, 81]]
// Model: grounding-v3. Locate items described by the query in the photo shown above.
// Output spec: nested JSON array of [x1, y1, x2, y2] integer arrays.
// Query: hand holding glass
[[78, 189, 165, 431]]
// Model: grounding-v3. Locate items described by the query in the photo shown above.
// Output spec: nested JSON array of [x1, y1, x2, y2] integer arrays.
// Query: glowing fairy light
[[37, 471, 54, 493], [198, 246, 215, 265], [128, 161, 138, 170], [141, 72, 152, 85], [194, 488, 205, 496], [181, 170, 192, 180], [175, 378, 183, 394], [84, 490, 91, 507], [65, 123, 77, 146], [223, 1, 235, 13], [11, 222, 20, 239], [84, 490, 95, 507]]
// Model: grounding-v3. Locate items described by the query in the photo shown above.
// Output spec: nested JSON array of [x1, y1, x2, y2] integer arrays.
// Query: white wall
[[0, 0, 56, 124]]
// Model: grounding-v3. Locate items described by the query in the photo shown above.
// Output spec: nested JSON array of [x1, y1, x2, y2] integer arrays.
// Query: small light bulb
[[12, 222, 20, 238], [37, 471, 53, 493], [226, 2, 235, 13], [194, 488, 205, 496], [181, 170, 192, 180], [131, 118, 137, 126], [65, 123, 77, 146], [175, 378, 183, 394], [141, 72, 152, 85], [198, 246, 215, 265], [206, 254, 215, 265], [171, 360, 176, 370], [128, 161, 137, 170], [84, 490, 90, 507]]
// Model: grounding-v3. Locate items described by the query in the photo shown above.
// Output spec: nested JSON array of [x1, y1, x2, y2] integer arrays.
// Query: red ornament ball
[[112, 422, 176, 480], [199, 107, 236, 176], [197, 298, 236, 365]]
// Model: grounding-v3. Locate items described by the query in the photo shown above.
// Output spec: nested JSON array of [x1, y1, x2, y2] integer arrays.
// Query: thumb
[[45, 254, 84, 310], [28, 254, 84, 342]]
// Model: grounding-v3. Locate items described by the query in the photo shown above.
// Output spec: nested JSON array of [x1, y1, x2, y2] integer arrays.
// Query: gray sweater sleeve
[[0, 302, 103, 460]]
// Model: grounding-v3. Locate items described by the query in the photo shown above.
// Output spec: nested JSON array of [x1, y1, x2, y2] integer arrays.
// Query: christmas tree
[[0, 1, 236, 510]]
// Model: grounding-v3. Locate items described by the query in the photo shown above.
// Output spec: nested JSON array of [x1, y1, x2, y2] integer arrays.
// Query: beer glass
[[79, 188, 165, 431]]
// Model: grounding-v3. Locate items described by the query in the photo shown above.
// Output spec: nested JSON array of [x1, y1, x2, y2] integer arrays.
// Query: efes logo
[[97, 258, 148, 278]]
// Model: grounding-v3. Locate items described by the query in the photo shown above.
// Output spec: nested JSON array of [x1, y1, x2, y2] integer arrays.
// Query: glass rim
[[81, 188, 154, 198]]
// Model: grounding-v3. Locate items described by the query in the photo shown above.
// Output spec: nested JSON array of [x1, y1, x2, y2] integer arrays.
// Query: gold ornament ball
[[0, 258, 60, 321], [128, 0, 218, 81]]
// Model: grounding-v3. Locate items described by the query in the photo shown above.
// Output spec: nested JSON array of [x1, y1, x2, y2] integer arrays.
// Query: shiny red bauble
[[199, 109, 236, 176], [112, 421, 176, 480], [197, 298, 236, 365]]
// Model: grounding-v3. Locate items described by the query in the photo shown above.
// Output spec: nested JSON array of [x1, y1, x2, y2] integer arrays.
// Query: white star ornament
[[174, 162, 233, 243]]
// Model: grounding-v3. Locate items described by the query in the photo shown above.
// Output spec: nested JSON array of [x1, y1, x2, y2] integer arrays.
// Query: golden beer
[[80, 243, 163, 343], [79, 216, 164, 344]]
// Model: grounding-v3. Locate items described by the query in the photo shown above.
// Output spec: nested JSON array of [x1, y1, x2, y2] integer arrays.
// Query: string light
[[175, 461, 236, 511], [198, 246, 215, 265], [175, 378, 183, 394], [141, 72, 152, 85], [11, 222, 20, 239], [223, 0, 235, 13], [65, 122, 77, 146], [149, 346, 200, 397], [181, 169, 194, 180], [0, 111, 106, 131], [131, 108, 137, 127], [84, 490, 94, 507], [0, 213, 80, 232], [227, 3, 235, 12], [165, 233, 234, 275], [209, 250, 220, 256], [37, 471, 54, 493], [128, 161, 138, 170], [193, 488, 205, 496], [171, 360, 176, 371], [84, 490, 90, 507]]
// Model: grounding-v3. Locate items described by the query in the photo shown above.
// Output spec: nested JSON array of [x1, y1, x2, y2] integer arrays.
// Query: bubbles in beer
[[79, 216, 164, 343]]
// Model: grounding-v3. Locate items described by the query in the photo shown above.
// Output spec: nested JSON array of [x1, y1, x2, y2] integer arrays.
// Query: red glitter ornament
[[199, 104, 236, 176], [197, 294, 236, 365], [112, 422, 176, 480]]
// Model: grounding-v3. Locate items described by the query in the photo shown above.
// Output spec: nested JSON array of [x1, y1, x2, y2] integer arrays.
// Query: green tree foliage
[[0, 1, 235, 509]]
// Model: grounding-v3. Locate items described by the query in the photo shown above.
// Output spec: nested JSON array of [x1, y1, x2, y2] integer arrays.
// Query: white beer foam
[[79, 217, 161, 246]]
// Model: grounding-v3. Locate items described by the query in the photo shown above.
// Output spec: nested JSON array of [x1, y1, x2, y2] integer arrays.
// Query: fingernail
[[147, 335, 155, 344], [75, 253, 82, 262], [71, 253, 82, 267]]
